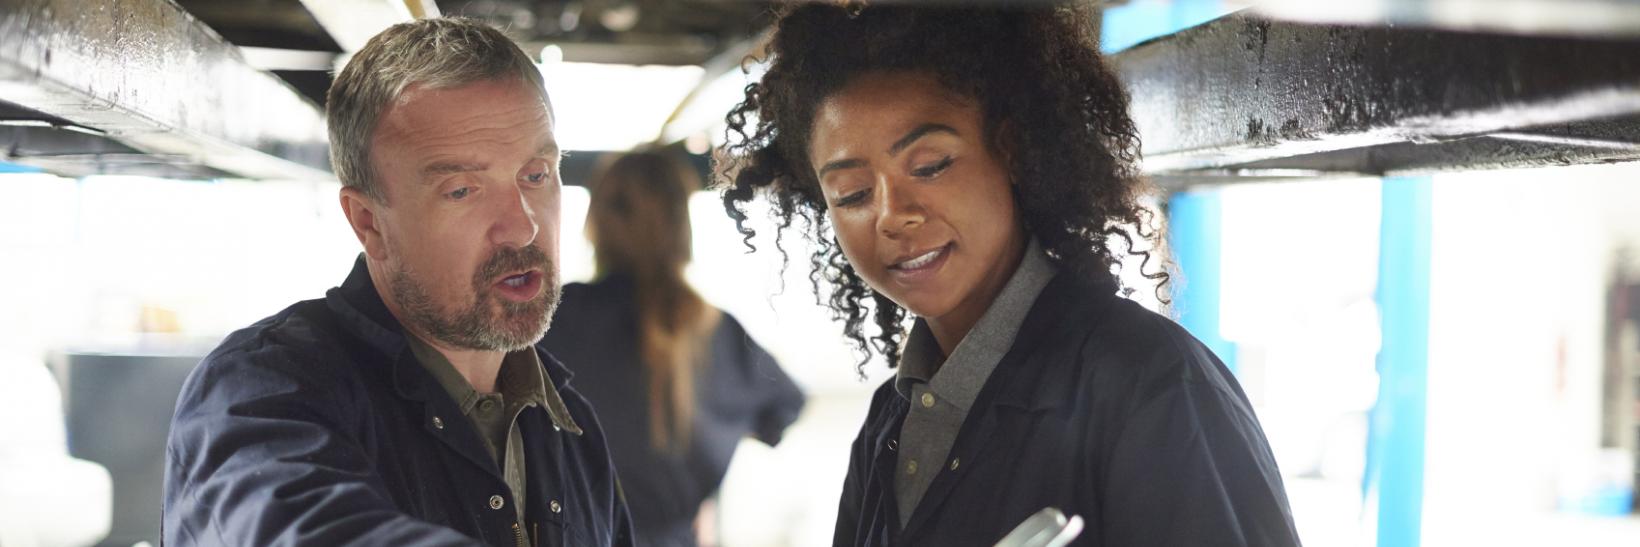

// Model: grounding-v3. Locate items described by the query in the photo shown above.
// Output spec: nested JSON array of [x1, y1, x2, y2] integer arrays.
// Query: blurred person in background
[[544, 151, 805, 547], [717, 4, 1300, 546], [162, 18, 630, 546]]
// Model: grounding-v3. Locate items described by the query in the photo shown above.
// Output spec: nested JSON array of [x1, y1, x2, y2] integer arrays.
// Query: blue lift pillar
[[1366, 176, 1433, 547], [1100, 0, 1232, 53], [0, 161, 42, 174], [1168, 189, 1237, 374]]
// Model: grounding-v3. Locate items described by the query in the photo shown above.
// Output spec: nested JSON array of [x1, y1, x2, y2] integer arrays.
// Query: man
[[163, 18, 631, 546]]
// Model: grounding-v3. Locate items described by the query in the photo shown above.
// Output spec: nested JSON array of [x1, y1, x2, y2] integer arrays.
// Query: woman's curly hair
[[716, 3, 1169, 374]]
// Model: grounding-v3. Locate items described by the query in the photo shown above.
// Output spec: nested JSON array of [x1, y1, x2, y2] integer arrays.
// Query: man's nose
[[490, 184, 540, 248]]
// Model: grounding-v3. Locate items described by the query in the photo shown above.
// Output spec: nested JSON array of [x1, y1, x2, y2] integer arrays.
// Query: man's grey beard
[[390, 245, 560, 352]]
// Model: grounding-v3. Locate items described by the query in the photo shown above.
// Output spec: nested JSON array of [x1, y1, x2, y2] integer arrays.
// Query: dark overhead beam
[[1112, 12, 1640, 186], [1252, 0, 1640, 39], [1224, 114, 1640, 176], [0, 0, 331, 180]]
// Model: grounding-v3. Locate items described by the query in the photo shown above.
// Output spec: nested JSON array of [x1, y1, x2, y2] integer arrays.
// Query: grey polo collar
[[894, 237, 1055, 410]]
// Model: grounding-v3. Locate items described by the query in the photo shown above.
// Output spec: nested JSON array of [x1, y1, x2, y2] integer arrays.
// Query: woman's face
[[808, 71, 1026, 329]]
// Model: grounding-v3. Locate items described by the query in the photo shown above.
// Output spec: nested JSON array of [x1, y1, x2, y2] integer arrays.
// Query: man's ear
[[340, 186, 390, 260]]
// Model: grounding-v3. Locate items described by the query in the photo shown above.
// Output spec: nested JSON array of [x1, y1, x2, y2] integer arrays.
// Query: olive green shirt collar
[[404, 335, 582, 436]]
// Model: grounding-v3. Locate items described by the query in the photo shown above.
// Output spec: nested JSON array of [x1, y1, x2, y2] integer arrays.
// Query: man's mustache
[[474, 245, 551, 285]]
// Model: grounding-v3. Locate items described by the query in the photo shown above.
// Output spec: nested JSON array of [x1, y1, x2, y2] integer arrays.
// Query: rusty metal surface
[[0, 0, 330, 180], [1214, 114, 1640, 176], [0, 99, 229, 177], [0, 125, 232, 178], [1113, 13, 1640, 185]]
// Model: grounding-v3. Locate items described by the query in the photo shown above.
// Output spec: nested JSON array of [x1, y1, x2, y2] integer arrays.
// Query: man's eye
[[524, 172, 548, 184], [911, 157, 954, 178], [448, 187, 472, 200]]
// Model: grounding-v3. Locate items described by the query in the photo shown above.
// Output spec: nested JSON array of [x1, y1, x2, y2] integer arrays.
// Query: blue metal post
[[0, 161, 42, 173], [1367, 176, 1433, 547], [1168, 189, 1237, 373], [1101, 0, 1234, 53]]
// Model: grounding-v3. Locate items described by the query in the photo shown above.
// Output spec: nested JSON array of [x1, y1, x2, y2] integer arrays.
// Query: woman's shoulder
[[703, 310, 784, 377], [558, 277, 609, 299], [710, 307, 746, 332], [556, 277, 635, 310], [543, 280, 633, 350], [1086, 297, 1214, 369], [1034, 279, 1236, 407], [857, 376, 907, 430], [556, 280, 591, 306]]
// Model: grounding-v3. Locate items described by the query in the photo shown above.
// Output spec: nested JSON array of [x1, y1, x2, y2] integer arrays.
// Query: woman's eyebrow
[[818, 158, 866, 179], [818, 123, 959, 180], [888, 123, 958, 156]]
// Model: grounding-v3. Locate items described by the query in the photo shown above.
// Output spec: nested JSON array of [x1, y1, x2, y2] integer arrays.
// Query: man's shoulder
[[208, 298, 352, 365], [168, 297, 385, 465], [184, 297, 371, 404], [530, 355, 624, 466]]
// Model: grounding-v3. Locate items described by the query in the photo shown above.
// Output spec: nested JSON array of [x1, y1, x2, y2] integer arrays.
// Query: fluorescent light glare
[[541, 62, 704, 151], [540, 44, 564, 65]]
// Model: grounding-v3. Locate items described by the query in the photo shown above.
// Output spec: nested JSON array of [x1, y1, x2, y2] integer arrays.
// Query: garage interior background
[[3, 0, 1640, 546]]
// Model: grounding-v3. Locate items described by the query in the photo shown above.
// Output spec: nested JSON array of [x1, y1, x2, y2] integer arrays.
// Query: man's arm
[[731, 318, 806, 447], [163, 346, 481, 546]]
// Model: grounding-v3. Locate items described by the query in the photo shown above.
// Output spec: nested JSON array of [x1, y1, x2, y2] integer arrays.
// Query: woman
[[717, 5, 1301, 546], [543, 151, 806, 546]]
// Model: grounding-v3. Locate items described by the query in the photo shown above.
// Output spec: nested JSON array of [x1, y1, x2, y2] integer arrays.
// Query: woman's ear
[[992, 120, 1021, 184]]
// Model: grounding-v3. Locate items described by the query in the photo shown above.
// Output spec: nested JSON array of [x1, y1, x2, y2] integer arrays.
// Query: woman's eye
[[447, 187, 473, 200], [524, 172, 548, 184], [833, 189, 868, 208], [911, 157, 954, 178]]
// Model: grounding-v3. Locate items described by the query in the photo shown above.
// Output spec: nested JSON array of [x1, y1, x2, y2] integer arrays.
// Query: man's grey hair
[[326, 18, 548, 202]]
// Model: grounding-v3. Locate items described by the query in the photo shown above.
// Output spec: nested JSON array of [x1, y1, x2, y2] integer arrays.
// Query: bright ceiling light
[[540, 44, 564, 65], [660, 60, 767, 146], [539, 62, 704, 152]]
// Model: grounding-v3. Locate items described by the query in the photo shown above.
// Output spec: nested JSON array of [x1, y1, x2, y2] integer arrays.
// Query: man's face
[[363, 77, 562, 351]]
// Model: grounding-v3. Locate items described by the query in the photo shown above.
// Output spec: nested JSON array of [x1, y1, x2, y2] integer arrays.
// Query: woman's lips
[[887, 243, 952, 284]]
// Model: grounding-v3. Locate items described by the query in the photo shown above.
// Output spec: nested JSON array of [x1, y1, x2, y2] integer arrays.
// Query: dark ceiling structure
[[0, 0, 1637, 186], [1117, 11, 1640, 187], [171, 0, 773, 107]]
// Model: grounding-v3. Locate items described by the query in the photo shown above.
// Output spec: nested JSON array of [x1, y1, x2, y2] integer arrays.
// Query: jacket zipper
[[512, 522, 525, 547]]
